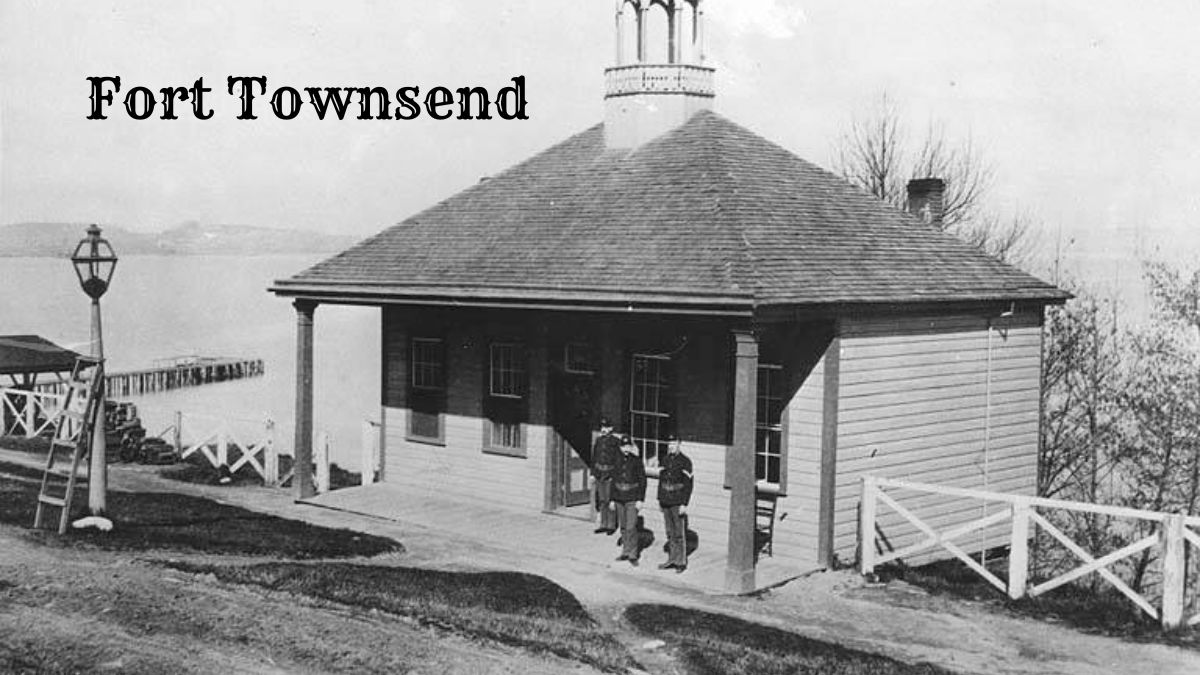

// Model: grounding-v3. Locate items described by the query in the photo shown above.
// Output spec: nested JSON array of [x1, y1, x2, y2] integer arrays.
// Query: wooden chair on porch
[[754, 490, 778, 560]]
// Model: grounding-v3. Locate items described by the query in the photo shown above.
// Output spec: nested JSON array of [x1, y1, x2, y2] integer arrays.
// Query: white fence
[[175, 411, 279, 484], [0, 388, 64, 438], [177, 414, 381, 492], [860, 475, 1200, 629], [2, 387, 383, 493]]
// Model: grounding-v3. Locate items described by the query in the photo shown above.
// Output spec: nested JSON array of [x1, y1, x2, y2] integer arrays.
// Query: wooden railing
[[860, 475, 1200, 629], [0, 388, 64, 438], [177, 411, 279, 484], [4, 388, 384, 494]]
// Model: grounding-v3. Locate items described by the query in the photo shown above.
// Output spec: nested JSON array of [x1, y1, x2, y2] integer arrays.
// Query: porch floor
[[300, 482, 817, 594]]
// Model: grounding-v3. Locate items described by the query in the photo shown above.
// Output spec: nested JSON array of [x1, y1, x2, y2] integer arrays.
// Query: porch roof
[[272, 111, 1067, 309], [0, 335, 80, 376]]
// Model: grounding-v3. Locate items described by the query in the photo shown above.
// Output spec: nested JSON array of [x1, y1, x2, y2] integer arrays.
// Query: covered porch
[[285, 298, 837, 593], [301, 480, 819, 594]]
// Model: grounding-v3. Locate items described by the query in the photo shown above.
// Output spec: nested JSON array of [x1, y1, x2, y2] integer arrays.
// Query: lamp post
[[71, 224, 117, 517]]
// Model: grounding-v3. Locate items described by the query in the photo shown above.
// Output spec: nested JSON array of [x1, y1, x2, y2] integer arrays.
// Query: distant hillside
[[0, 222, 358, 257]]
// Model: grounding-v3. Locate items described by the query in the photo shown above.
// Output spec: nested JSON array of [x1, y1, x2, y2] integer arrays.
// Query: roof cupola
[[604, 0, 714, 149]]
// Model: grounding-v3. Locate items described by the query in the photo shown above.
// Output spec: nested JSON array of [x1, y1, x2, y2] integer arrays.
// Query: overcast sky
[[2, 1, 1198, 292]]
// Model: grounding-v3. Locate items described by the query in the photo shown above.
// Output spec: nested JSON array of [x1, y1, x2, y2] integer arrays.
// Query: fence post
[[860, 475, 877, 575], [24, 392, 36, 438], [1162, 512, 1186, 629], [263, 417, 278, 487], [361, 420, 377, 486], [1008, 498, 1030, 600], [217, 423, 229, 468], [315, 431, 331, 493], [173, 410, 183, 454]]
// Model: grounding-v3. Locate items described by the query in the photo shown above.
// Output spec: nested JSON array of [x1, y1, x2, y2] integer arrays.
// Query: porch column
[[726, 329, 758, 593], [293, 299, 317, 499]]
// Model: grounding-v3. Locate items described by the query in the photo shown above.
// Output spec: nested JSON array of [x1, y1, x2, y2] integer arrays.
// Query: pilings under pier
[[102, 357, 265, 397]]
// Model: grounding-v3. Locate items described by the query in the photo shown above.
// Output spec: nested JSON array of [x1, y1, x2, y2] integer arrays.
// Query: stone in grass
[[641, 639, 666, 650], [72, 516, 113, 532]]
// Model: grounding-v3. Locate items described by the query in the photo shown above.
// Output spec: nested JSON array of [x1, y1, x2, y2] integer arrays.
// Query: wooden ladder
[[33, 356, 105, 534]]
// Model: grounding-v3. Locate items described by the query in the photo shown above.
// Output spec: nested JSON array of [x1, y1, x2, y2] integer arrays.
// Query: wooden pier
[[55, 356, 265, 398]]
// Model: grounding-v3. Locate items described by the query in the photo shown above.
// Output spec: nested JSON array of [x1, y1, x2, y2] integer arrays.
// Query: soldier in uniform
[[657, 433, 694, 572], [612, 434, 647, 566], [590, 417, 621, 534]]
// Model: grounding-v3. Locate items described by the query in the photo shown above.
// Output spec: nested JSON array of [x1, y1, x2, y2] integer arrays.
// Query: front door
[[550, 360, 597, 508]]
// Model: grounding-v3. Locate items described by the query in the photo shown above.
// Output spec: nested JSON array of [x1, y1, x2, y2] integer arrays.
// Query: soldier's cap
[[619, 434, 633, 445], [599, 416, 613, 428], [667, 432, 679, 442]]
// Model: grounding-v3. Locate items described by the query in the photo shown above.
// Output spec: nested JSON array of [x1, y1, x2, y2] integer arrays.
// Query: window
[[630, 354, 673, 468], [756, 363, 785, 488], [484, 342, 526, 455], [489, 342, 525, 398], [408, 337, 445, 443]]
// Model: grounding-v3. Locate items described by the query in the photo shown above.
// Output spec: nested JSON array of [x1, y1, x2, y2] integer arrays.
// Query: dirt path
[[5, 452, 1200, 675]]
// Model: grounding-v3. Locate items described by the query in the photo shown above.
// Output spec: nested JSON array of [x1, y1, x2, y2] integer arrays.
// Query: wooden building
[[271, 1, 1067, 592]]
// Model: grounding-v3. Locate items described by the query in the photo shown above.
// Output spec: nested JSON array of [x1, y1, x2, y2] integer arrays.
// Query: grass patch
[[0, 465, 399, 559], [0, 435, 50, 456], [0, 460, 56, 482], [625, 604, 956, 675], [878, 557, 1200, 650], [165, 561, 637, 673]]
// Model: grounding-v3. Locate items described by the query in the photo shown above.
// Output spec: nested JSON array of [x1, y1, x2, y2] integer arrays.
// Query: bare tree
[[833, 94, 1036, 265], [1144, 260, 1200, 331]]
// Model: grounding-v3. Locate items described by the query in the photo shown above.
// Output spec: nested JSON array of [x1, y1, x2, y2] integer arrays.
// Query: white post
[[87, 301, 108, 517], [24, 391, 35, 438], [315, 431, 330, 493], [1008, 498, 1031, 600], [173, 410, 182, 454], [1162, 513, 1186, 629], [264, 417, 278, 487], [360, 420, 377, 486], [860, 475, 877, 575], [217, 423, 228, 468], [614, 0, 624, 66]]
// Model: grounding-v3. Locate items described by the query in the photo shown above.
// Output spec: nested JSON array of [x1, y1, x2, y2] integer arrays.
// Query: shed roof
[[272, 111, 1067, 310], [0, 335, 80, 376]]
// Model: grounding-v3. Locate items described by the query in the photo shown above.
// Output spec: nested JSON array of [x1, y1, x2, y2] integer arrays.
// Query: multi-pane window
[[486, 342, 526, 452], [411, 339, 444, 390], [630, 354, 673, 468], [408, 337, 445, 442], [489, 343, 525, 398], [756, 363, 784, 487]]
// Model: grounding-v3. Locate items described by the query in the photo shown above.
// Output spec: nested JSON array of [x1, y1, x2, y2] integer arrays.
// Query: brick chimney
[[906, 178, 945, 227]]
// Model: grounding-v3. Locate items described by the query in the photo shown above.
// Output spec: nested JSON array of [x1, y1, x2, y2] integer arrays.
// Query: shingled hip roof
[[272, 111, 1067, 310]]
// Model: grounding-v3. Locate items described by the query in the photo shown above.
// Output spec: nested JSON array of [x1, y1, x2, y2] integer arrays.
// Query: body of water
[[0, 255, 380, 467]]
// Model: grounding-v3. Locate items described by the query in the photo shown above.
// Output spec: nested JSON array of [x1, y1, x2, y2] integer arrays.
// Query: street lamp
[[71, 224, 117, 517]]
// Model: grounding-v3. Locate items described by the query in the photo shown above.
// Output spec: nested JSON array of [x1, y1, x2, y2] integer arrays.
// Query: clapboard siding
[[831, 313, 1043, 565], [771, 350, 826, 569], [383, 407, 547, 510], [380, 309, 547, 510]]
